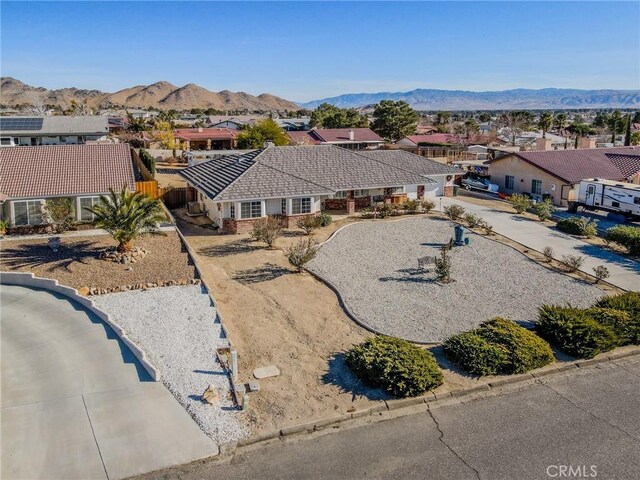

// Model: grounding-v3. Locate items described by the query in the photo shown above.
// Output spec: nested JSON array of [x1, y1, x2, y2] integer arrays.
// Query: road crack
[[541, 382, 638, 441], [427, 406, 481, 480]]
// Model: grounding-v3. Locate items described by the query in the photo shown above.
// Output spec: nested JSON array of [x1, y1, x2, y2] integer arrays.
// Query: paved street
[[133, 358, 640, 480], [1, 285, 217, 480], [442, 197, 640, 291]]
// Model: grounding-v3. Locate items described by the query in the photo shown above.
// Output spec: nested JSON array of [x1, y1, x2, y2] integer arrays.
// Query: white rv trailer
[[570, 178, 640, 218]]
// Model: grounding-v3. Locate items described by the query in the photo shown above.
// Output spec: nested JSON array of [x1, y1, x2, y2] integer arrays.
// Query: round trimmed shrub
[[536, 305, 620, 359], [443, 331, 509, 376], [605, 225, 640, 256], [595, 292, 640, 318], [585, 307, 637, 345], [556, 217, 598, 237], [345, 336, 443, 397]]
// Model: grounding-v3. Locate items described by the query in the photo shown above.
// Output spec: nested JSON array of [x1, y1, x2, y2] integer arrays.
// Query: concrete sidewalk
[[1, 285, 218, 480], [441, 197, 639, 292]]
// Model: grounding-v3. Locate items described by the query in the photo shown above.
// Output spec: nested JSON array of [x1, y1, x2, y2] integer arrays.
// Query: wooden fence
[[160, 186, 197, 209], [135, 180, 160, 199]]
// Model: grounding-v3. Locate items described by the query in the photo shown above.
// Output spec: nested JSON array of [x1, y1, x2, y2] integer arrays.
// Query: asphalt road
[[1, 284, 217, 480], [132, 358, 640, 480]]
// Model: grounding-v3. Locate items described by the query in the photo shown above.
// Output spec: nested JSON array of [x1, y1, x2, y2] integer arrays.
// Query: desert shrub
[[556, 217, 598, 238], [296, 216, 322, 235], [585, 308, 638, 345], [318, 213, 333, 227], [389, 204, 405, 216], [0, 219, 7, 234], [443, 204, 465, 220], [44, 197, 75, 233], [543, 246, 554, 262], [595, 292, 640, 319], [345, 336, 443, 397], [443, 332, 509, 376], [592, 265, 610, 283], [561, 254, 585, 272], [360, 207, 374, 219], [463, 213, 482, 228], [250, 217, 282, 248], [285, 237, 319, 272], [509, 193, 531, 214], [421, 200, 436, 213], [375, 203, 393, 219], [534, 198, 555, 221], [434, 245, 452, 283], [605, 225, 640, 256], [403, 199, 421, 213], [536, 305, 620, 359], [479, 221, 494, 235]]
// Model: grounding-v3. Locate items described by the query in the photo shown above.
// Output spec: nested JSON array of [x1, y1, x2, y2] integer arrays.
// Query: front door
[[585, 184, 596, 206]]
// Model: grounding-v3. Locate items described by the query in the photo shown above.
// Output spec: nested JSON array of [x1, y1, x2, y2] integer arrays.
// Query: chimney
[[535, 137, 553, 151], [348, 129, 355, 141], [578, 137, 596, 149]]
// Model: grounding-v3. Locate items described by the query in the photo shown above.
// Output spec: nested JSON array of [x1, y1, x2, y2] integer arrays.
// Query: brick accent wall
[[346, 199, 356, 214], [323, 198, 346, 210], [444, 185, 454, 197], [417, 185, 425, 199], [282, 212, 319, 228], [221, 217, 260, 234]]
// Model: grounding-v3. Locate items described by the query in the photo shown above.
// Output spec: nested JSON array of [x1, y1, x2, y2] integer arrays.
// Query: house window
[[230, 204, 235, 219], [505, 175, 515, 190], [13, 200, 44, 226], [240, 201, 262, 219], [334, 191, 347, 199], [1, 138, 11, 146], [388, 187, 404, 194], [60, 136, 67, 143], [292, 197, 312, 214], [634, 197, 640, 205], [79, 196, 100, 222], [354, 189, 369, 198], [531, 179, 542, 196], [281, 198, 287, 215]]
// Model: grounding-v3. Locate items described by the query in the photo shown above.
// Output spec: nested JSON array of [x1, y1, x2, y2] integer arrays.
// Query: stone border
[[219, 347, 640, 454], [0, 271, 161, 381]]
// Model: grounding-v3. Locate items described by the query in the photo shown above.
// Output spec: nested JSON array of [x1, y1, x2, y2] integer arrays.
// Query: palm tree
[[538, 112, 553, 138], [553, 113, 568, 136], [86, 187, 165, 252], [126, 111, 149, 132]]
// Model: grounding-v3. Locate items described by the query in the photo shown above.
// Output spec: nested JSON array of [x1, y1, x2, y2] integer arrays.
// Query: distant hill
[[0, 77, 300, 112], [300, 88, 640, 110]]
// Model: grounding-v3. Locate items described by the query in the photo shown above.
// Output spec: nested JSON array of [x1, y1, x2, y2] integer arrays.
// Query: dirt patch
[[0, 232, 195, 290]]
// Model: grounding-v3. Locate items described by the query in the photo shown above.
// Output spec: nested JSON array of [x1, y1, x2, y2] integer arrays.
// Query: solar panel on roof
[[0, 117, 44, 131]]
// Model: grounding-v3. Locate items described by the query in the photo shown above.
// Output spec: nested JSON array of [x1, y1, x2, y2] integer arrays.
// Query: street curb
[[222, 347, 640, 456]]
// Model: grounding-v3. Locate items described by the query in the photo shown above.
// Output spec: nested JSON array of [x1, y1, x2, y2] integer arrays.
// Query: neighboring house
[[207, 115, 262, 129], [0, 116, 109, 147], [0, 144, 136, 227], [395, 134, 463, 147], [496, 130, 567, 149], [489, 147, 640, 206], [275, 117, 310, 131], [179, 145, 462, 234], [174, 127, 238, 151], [287, 128, 384, 150]]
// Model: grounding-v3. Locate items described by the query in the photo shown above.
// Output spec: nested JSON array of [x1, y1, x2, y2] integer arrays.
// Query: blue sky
[[1, 1, 639, 101]]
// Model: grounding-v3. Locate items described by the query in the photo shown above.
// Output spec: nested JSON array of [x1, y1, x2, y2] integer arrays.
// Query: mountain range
[[301, 88, 640, 110], [0, 77, 300, 112]]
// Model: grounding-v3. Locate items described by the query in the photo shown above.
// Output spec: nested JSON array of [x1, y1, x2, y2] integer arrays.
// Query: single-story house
[[275, 117, 310, 131], [179, 145, 462, 234], [175, 127, 238, 151], [488, 147, 640, 205], [0, 116, 109, 147], [0, 144, 136, 227], [395, 134, 463, 148], [207, 115, 262, 129], [287, 128, 385, 150]]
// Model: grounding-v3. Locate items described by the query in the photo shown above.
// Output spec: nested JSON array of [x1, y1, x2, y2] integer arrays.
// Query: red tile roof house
[[179, 145, 462, 234], [0, 144, 136, 232], [287, 128, 385, 150], [174, 127, 238, 151], [488, 147, 640, 206]]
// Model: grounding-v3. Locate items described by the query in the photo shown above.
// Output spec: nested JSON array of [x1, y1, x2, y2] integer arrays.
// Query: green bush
[[345, 336, 443, 397], [443, 332, 509, 376], [585, 307, 638, 345], [139, 148, 156, 175], [463, 213, 482, 228], [296, 216, 322, 235], [556, 217, 598, 238], [536, 305, 620, 359], [534, 198, 555, 221], [403, 199, 421, 213], [595, 292, 640, 319], [421, 200, 436, 213], [444, 318, 554, 375], [318, 213, 333, 227], [444, 204, 465, 220], [509, 193, 531, 214], [605, 225, 640, 256]]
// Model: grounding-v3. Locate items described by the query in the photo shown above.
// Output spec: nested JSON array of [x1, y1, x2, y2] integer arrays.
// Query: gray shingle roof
[[0, 116, 109, 136], [179, 145, 455, 202], [357, 150, 464, 176]]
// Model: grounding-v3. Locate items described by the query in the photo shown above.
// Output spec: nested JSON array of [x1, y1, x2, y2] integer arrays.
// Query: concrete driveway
[[1, 285, 218, 480]]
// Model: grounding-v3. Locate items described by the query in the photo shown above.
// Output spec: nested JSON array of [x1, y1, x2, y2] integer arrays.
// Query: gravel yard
[[92, 284, 248, 444], [0, 232, 195, 290], [308, 217, 604, 343]]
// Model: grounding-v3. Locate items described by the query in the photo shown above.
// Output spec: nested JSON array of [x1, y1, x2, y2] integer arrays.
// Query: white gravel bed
[[308, 217, 603, 343], [92, 284, 248, 444]]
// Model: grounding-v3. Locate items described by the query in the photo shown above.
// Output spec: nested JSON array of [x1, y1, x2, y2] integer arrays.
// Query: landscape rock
[[201, 384, 220, 405], [77, 286, 90, 296], [253, 365, 280, 379]]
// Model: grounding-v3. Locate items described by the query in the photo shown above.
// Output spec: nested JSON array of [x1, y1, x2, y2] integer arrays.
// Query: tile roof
[[0, 116, 109, 135], [401, 134, 463, 145], [494, 147, 640, 183], [0, 144, 135, 199], [288, 128, 384, 145], [179, 145, 458, 202], [174, 128, 237, 141]]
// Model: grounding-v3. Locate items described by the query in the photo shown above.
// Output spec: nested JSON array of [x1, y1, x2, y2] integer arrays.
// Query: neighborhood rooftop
[[288, 128, 384, 145], [0, 115, 109, 135], [0, 143, 135, 199], [179, 145, 462, 202]]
